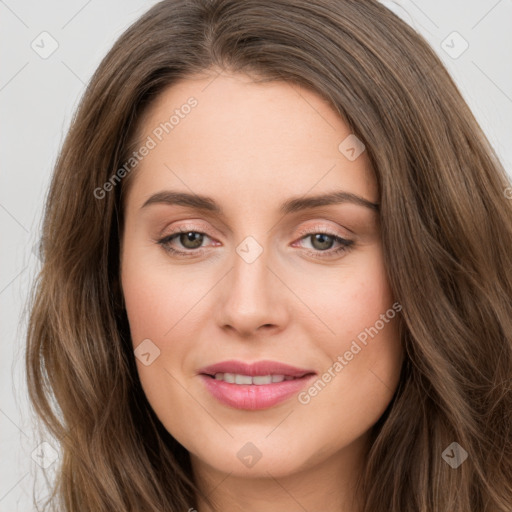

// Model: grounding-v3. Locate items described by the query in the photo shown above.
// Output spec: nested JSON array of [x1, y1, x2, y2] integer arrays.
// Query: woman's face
[[120, 70, 403, 484]]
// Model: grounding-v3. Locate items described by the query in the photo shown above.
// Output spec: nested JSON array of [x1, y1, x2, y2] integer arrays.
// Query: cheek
[[304, 246, 397, 357], [299, 247, 403, 421], [121, 243, 203, 344], [120, 251, 201, 441], [120, 244, 216, 403]]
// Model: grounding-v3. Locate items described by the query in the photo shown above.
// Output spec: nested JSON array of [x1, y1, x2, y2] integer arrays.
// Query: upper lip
[[198, 359, 316, 378]]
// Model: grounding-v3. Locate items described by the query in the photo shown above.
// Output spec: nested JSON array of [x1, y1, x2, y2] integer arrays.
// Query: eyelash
[[156, 225, 354, 260]]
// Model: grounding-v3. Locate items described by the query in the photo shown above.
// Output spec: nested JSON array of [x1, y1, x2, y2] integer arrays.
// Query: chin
[[189, 440, 320, 479]]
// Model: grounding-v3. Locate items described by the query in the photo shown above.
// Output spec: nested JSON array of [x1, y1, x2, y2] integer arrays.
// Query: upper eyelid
[[295, 223, 350, 237]]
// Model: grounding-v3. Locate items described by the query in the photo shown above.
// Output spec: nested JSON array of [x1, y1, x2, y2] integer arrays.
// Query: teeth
[[252, 375, 272, 385], [212, 373, 295, 385], [223, 373, 235, 383], [235, 374, 252, 385]]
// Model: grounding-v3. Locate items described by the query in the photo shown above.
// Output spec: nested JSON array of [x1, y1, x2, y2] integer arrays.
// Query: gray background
[[1, 0, 511, 510]]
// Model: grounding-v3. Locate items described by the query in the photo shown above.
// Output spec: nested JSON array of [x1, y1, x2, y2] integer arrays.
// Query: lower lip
[[199, 374, 316, 410]]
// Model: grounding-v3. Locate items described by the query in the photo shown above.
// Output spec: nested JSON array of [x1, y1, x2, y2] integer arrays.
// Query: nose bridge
[[218, 232, 286, 334], [231, 234, 273, 308]]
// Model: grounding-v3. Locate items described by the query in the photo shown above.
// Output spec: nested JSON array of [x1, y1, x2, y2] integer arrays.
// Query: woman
[[26, 0, 512, 510]]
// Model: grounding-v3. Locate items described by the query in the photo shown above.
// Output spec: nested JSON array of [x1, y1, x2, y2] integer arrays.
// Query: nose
[[214, 242, 290, 338]]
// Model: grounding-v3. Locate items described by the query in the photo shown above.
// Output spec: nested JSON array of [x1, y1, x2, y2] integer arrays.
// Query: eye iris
[[180, 232, 203, 249], [310, 233, 334, 251]]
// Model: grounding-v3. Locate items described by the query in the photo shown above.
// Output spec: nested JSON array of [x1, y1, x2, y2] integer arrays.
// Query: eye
[[294, 228, 354, 259], [155, 224, 354, 259], [157, 228, 214, 257]]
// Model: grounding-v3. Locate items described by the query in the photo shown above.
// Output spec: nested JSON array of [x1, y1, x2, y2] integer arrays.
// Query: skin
[[120, 68, 404, 512]]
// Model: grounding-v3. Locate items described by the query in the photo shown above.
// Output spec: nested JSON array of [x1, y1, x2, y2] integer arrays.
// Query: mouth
[[197, 360, 317, 410], [202, 372, 312, 384]]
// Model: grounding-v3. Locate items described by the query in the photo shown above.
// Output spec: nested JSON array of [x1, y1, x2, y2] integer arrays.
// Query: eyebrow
[[140, 190, 379, 215]]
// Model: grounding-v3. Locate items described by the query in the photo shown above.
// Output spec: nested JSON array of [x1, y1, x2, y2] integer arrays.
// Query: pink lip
[[198, 359, 316, 410], [198, 359, 314, 378]]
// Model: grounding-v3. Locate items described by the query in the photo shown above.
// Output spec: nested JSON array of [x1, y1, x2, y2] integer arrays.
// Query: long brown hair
[[25, 0, 512, 510]]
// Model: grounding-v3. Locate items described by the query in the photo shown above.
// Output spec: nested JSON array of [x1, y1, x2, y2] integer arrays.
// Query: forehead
[[124, 71, 377, 212]]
